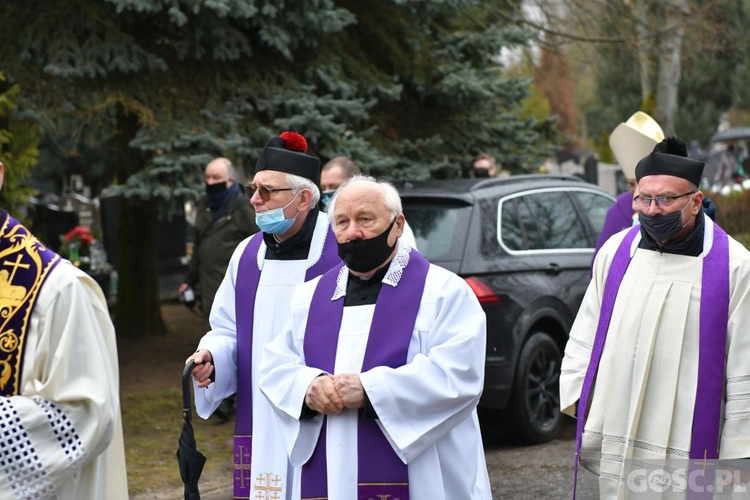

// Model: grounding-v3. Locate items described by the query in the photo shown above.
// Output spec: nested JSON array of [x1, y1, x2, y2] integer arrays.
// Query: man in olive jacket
[[180, 157, 258, 321]]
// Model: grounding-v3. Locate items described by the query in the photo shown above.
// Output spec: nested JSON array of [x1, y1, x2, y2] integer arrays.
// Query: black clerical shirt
[[262, 209, 319, 260], [343, 264, 389, 306]]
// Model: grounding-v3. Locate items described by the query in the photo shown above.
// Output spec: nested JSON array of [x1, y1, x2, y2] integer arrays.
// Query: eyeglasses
[[244, 184, 294, 202], [633, 191, 696, 209]]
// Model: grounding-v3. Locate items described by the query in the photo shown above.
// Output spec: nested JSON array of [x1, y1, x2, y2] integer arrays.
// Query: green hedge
[[707, 188, 750, 249]]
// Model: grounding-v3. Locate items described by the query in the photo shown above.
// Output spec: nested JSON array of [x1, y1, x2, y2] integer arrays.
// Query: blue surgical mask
[[320, 190, 335, 209], [255, 192, 300, 235]]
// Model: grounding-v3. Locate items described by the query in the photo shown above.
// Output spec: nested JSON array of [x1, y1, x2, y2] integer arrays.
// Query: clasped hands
[[305, 373, 364, 415]]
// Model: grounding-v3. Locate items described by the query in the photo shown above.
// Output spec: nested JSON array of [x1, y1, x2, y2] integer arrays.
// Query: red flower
[[64, 226, 94, 244]]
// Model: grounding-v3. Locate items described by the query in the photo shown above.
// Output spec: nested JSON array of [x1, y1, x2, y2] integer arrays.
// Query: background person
[[595, 111, 664, 256], [319, 156, 359, 208], [560, 138, 750, 499], [260, 175, 492, 500], [319, 156, 418, 249], [185, 132, 341, 500], [471, 152, 499, 178], [0, 162, 128, 499], [179, 157, 258, 321]]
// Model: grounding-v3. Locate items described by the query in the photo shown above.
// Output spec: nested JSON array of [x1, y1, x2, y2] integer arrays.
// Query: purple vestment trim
[[301, 250, 430, 500], [692, 226, 729, 460], [0, 211, 60, 397], [233, 226, 340, 498], [594, 191, 636, 256], [685, 225, 729, 499], [233, 233, 262, 499], [572, 224, 730, 499], [572, 225, 638, 498]]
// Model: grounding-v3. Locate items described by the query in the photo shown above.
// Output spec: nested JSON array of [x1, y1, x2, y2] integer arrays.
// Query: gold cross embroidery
[[234, 445, 252, 490], [254, 472, 282, 499], [3, 254, 30, 283]]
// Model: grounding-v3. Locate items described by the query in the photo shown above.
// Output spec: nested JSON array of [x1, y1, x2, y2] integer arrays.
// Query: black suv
[[398, 175, 615, 444]]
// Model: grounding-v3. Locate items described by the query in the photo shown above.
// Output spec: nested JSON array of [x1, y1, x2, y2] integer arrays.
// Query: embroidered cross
[[3, 254, 29, 284], [695, 449, 710, 474], [234, 445, 251, 490], [254, 472, 282, 499]]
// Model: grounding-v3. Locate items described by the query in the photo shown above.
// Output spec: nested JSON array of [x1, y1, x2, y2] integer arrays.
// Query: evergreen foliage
[[0, 0, 558, 335], [0, 72, 40, 224]]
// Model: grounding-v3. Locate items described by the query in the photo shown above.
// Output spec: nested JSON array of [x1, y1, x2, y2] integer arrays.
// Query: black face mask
[[205, 181, 228, 196], [205, 182, 229, 211], [337, 218, 397, 273], [638, 199, 692, 244], [473, 168, 490, 178]]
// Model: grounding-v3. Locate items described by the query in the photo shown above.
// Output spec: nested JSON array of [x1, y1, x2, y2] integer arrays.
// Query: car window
[[402, 200, 472, 261], [498, 190, 589, 251], [499, 198, 525, 251], [571, 190, 613, 240]]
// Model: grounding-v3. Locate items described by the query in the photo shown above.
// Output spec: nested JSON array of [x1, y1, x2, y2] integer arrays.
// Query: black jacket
[[185, 189, 258, 319]]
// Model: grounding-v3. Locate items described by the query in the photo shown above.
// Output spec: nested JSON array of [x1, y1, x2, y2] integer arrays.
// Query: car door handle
[[545, 263, 561, 275]]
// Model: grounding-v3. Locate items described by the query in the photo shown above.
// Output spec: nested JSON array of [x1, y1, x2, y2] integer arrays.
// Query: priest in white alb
[[186, 132, 341, 500], [259, 176, 492, 500], [560, 137, 750, 499]]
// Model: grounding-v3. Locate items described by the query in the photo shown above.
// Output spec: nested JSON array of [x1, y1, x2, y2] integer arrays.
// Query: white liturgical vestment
[[195, 213, 337, 500], [259, 243, 493, 500], [560, 216, 750, 499], [0, 262, 127, 500]]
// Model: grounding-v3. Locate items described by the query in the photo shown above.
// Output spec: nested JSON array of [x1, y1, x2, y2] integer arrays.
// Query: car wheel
[[503, 331, 562, 444]]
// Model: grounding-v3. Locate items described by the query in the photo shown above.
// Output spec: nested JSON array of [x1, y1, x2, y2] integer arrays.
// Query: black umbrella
[[177, 360, 207, 500]]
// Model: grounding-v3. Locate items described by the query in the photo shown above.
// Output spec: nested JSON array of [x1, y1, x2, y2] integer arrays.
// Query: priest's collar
[[638, 211, 705, 257], [345, 264, 389, 306], [263, 208, 319, 260], [332, 242, 412, 301]]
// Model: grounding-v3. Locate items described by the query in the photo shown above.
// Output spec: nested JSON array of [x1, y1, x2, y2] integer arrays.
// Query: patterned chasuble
[[0, 210, 60, 397], [572, 223, 730, 500]]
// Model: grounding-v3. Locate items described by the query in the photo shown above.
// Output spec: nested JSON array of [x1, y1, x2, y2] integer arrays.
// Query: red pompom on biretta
[[279, 131, 308, 153], [255, 130, 320, 185]]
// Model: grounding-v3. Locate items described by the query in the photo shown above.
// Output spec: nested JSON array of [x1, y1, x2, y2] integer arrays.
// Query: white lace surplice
[[560, 218, 750, 499]]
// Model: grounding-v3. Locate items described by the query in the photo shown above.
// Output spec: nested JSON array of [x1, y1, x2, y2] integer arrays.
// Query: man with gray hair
[[259, 175, 492, 500], [186, 132, 341, 500], [319, 157, 418, 249]]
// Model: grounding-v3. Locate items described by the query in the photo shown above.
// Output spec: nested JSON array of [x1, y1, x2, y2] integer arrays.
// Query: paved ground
[[132, 418, 599, 499], [128, 302, 597, 500]]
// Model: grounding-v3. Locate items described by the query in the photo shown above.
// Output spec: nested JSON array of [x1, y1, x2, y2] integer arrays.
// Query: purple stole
[[233, 226, 340, 499], [572, 223, 730, 499], [0, 211, 60, 396], [301, 249, 430, 500]]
